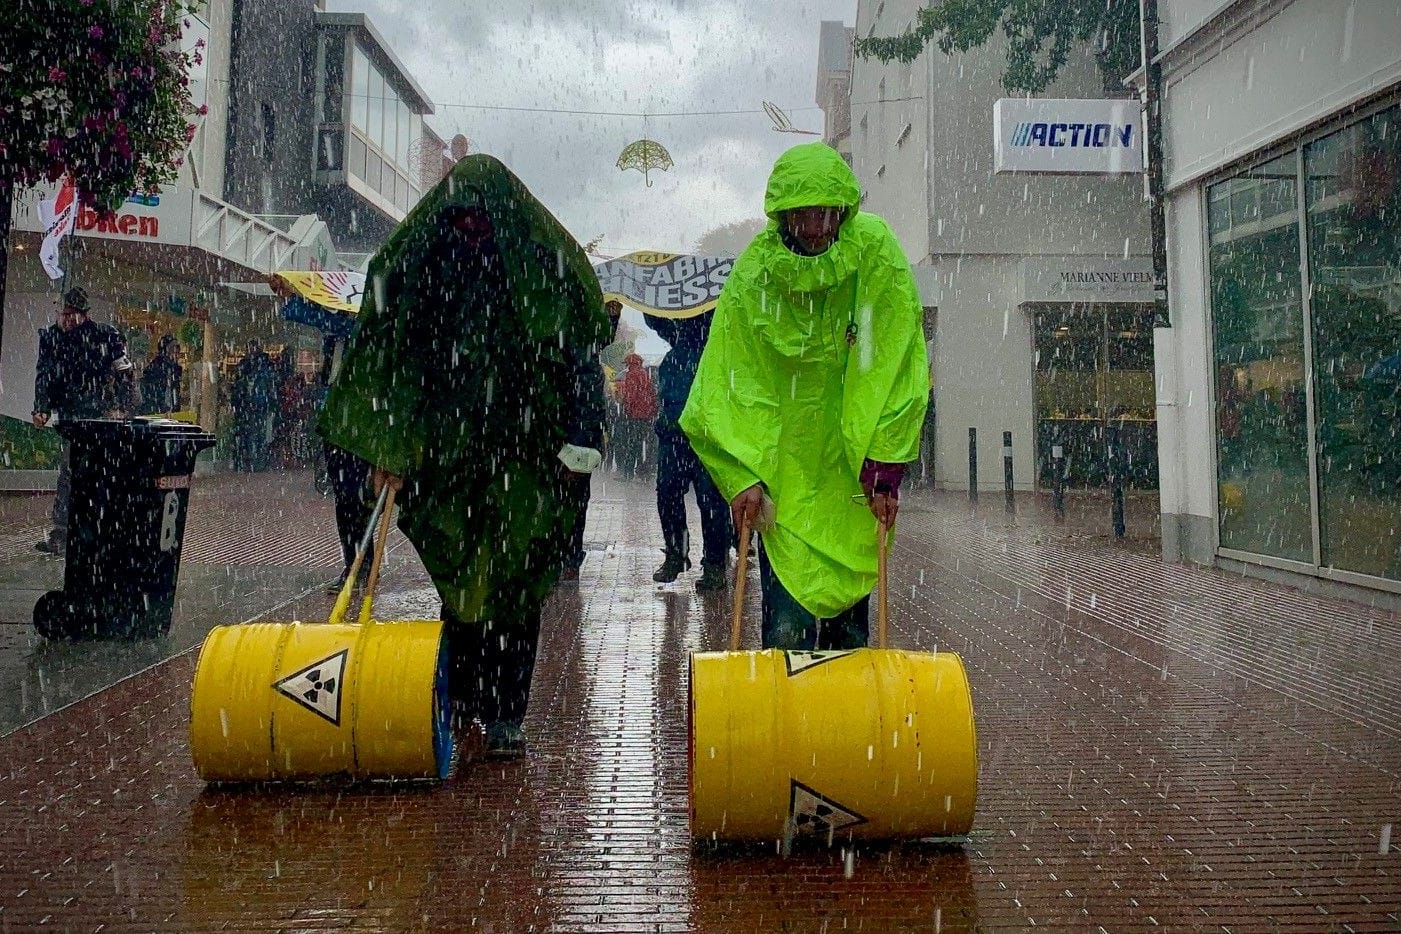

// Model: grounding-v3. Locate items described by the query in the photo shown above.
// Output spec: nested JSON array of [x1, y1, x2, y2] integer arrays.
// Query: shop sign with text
[[994, 98, 1144, 175]]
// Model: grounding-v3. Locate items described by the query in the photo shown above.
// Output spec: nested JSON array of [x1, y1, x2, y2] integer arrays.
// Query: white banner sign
[[994, 98, 1144, 175], [594, 252, 733, 319]]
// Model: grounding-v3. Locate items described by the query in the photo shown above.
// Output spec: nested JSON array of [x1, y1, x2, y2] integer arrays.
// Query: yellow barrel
[[690, 648, 977, 842], [190, 620, 452, 782]]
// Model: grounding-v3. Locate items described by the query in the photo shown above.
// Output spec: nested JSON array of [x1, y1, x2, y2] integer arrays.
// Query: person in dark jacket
[[232, 340, 276, 471], [140, 334, 184, 415], [642, 310, 731, 592], [560, 299, 623, 582], [319, 155, 609, 757], [31, 287, 137, 555]]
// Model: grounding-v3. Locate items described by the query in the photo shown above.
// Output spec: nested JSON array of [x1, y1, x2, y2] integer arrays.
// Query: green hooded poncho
[[319, 155, 609, 625], [680, 143, 929, 619]]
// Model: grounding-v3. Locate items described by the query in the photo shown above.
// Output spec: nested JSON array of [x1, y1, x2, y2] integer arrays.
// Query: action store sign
[[994, 98, 1144, 175]]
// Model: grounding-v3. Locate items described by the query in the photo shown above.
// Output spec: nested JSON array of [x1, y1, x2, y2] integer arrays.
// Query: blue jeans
[[758, 543, 870, 650]]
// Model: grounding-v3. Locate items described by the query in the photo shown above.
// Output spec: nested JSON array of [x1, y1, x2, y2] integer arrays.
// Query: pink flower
[[196, 104, 209, 115], [48, 66, 66, 82], [80, 0, 93, 5], [195, 38, 206, 49], [88, 24, 103, 39]]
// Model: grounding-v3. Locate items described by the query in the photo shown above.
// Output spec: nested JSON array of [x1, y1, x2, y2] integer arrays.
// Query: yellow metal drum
[[690, 648, 977, 842], [190, 620, 452, 782]]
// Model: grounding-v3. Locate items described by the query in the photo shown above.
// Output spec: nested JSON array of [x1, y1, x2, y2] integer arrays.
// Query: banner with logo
[[594, 251, 734, 319], [272, 270, 366, 313], [993, 98, 1144, 175], [37, 175, 77, 280]]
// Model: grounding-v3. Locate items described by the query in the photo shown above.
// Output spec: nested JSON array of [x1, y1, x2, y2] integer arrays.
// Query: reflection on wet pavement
[[0, 482, 1397, 930]]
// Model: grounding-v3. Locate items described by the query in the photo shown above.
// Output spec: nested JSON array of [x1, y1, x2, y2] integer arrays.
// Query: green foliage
[[854, 0, 1141, 95], [0, 0, 203, 210]]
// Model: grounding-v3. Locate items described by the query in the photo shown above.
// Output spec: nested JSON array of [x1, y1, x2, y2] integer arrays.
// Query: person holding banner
[[319, 155, 609, 757], [643, 309, 731, 592], [680, 142, 928, 650]]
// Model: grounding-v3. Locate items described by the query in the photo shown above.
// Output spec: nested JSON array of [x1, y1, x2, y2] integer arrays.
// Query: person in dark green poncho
[[319, 155, 610, 756], [680, 142, 929, 650]]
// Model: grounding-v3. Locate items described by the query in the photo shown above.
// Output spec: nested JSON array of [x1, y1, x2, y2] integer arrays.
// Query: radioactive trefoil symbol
[[273, 650, 348, 726], [784, 650, 854, 676], [789, 780, 867, 837]]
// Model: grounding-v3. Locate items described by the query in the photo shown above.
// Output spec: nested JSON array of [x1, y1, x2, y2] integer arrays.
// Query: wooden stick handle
[[358, 486, 397, 625], [877, 520, 889, 650], [328, 485, 389, 626], [730, 516, 751, 652]]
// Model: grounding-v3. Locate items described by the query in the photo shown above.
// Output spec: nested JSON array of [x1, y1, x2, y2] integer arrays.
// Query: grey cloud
[[326, 0, 855, 252]]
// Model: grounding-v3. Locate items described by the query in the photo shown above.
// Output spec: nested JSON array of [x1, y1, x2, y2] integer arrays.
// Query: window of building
[[351, 43, 369, 131], [1034, 306, 1158, 490], [323, 40, 344, 126], [1303, 106, 1401, 580], [1208, 102, 1401, 583], [1209, 152, 1311, 563]]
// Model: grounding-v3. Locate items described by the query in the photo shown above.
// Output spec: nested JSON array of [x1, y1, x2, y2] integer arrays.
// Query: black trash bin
[[34, 417, 216, 640]]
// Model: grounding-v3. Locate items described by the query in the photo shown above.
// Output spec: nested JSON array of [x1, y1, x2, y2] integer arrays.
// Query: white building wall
[[852, 0, 1151, 490], [1162, 0, 1401, 191], [850, 0, 930, 262], [1155, 187, 1218, 560], [931, 256, 1037, 490]]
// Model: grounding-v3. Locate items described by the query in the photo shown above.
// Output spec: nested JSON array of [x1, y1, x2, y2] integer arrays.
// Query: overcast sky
[[327, 0, 856, 257]]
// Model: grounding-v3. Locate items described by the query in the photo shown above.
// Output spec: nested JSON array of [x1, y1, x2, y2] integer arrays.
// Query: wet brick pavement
[[0, 482, 1397, 931]]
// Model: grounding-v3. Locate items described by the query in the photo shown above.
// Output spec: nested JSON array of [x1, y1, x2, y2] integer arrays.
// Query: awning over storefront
[[10, 185, 340, 281]]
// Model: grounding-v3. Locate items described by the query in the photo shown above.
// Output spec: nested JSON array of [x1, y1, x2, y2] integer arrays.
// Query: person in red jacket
[[613, 353, 657, 479]]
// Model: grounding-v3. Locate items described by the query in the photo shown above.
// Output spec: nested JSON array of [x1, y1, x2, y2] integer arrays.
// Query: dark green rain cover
[[319, 155, 610, 625], [680, 142, 929, 619]]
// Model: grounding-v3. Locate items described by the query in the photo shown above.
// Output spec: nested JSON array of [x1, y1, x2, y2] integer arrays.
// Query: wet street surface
[[0, 479, 1397, 930]]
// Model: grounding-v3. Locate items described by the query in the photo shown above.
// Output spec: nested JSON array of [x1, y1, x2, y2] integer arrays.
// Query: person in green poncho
[[319, 155, 610, 756], [680, 142, 929, 650]]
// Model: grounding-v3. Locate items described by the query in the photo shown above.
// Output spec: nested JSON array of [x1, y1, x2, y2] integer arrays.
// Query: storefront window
[[1209, 153, 1312, 563], [1034, 305, 1157, 489], [1305, 107, 1401, 581]]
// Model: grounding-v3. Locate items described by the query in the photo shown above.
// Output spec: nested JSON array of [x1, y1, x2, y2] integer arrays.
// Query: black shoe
[[696, 562, 727, 594], [653, 553, 691, 583], [35, 538, 65, 557]]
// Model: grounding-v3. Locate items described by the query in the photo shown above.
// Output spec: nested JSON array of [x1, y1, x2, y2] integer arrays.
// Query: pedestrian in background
[[139, 334, 183, 415], [643, 309, 730, 592], [561, 299, 624, 581], [613, 353, 657, 479], [232, 340, 276, 471], [31, 287, 137, 556]]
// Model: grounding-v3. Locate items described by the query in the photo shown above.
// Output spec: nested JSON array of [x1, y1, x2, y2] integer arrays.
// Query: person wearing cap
[[680, 142, 929, 650], [32, 287, 137, 555]]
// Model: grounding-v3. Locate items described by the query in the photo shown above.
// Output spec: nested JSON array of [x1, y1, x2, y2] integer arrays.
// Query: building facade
[[1138, 0, 1401, 599], [816, 21, 855, 159], [848, 0, 1153, 494]]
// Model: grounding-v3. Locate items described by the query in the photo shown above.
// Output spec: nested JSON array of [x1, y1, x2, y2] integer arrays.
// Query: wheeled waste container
[[33, 417, 215, 639]]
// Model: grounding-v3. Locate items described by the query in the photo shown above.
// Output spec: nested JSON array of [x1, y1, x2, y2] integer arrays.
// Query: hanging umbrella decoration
[[616, 138, 674, 187]]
